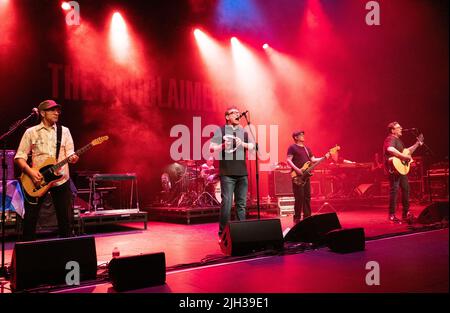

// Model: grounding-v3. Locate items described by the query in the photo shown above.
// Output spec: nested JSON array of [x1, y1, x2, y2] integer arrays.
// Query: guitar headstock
[[91, 136, 109, 146], [417, 134, 424, 144], [330, 145, 341, 155]]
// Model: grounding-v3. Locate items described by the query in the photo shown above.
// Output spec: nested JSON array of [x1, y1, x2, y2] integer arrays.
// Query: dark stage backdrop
[[1, 0, 448, 204]]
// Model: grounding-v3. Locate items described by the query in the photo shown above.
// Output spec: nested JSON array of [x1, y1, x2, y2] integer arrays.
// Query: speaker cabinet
[[326, 228, 365, 253], [108, 252, 166, 292], [10, 236, 97, 292], [220, 219, 283, 256], [418, 201, 449, 224], [3, 150, 17, 180], [269, 171, 293, 196], [284, 213, 341, 244]]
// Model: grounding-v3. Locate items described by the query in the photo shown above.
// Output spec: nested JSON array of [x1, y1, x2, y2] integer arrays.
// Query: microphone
[[23, 108, 39, 122], [236, 110, 248, 120], [402, 128, 417, 132]]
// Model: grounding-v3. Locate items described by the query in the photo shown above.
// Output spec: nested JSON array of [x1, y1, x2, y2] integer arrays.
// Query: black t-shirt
[[287, 144, 313, 169], [383, 134, 405, 168], [211, 125, 250, 176]]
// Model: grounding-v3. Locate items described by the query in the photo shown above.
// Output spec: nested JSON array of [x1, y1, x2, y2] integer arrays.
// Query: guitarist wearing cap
[[287, 130, 331, 224], [14, 100, 79, 241], [383, 121, 424, 224]]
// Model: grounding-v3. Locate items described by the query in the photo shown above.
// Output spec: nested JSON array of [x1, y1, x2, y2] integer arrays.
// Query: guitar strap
[[56, 124, 62, 161], [303, 146, 311, 160]]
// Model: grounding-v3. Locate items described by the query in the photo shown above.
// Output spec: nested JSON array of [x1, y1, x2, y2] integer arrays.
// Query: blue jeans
[[219, 175, 248, 235]]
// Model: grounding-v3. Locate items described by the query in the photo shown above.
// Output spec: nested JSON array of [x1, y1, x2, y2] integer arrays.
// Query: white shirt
[[15, 122, 75, 186]]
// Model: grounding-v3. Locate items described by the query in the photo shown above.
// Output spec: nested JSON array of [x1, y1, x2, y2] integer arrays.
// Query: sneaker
[[402, 212, 415, 224], [389, 215, 402, 224]]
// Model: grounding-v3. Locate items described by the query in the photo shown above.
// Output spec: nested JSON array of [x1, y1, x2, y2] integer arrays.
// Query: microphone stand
[[0, 111, 37, 278], [411, 129, 435, 203], [241, 113, 261, 219]]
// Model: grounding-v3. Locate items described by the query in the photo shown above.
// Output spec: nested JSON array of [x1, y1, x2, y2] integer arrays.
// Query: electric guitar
[[389, 134, 424, 175], [21, 136, 109, 198], [291, 145, 341, 186]]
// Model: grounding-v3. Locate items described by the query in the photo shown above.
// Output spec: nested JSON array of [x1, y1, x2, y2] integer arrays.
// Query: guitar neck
[[51, 143, 93, 171], [409, 141, 421, 155], [305, 156, 326, 173]]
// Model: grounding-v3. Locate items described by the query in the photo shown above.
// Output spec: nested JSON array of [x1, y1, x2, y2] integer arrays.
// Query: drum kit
[[161, 160, 221, 207]]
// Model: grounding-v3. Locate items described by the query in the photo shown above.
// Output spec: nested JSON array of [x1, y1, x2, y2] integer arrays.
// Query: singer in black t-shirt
[[210, 106, 255, 237], [383, 121, 422, 224]]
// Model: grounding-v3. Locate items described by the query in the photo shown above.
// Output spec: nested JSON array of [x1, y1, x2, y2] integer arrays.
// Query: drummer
[[200, 156, 218, 184]]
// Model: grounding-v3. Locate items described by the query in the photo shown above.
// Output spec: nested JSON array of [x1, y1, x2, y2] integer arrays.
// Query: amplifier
[[269, 171, 321, 197], [2, 150, 16, 180], [269, 170, 293, 196]]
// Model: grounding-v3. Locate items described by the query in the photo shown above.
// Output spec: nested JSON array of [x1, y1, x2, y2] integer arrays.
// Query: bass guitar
[[389, 134, 424, 175], [291, 145, 340, 186], [21, 136, 109, 197]]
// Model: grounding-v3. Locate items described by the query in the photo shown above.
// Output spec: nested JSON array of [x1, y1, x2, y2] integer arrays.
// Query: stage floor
[[1, 202, 448, 293], [57, 229, 448, 293]]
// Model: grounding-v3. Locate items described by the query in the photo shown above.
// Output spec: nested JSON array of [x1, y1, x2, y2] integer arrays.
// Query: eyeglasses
[[227, 111, 239, 115]]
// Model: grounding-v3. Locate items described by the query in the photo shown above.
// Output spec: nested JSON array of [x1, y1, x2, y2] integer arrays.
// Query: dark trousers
[[388, 173, 410, 217], [219, 175, 248, 235], [22, 181, 73, 241], [292, 179, 311, 220]]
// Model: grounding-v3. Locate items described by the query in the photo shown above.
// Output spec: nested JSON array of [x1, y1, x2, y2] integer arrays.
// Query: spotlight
[[61, 1, 71, 10], [193, 28, 205, 40], [262, 43, 269, 49], [110, 11, 130, 63], [231, 37, 238, 45]]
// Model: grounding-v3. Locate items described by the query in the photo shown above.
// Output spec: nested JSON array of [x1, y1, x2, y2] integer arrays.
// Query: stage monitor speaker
[[10, 236, 97, 292], [284, 212, 341, 244], [326, 228, 365, 253], [417, 201, 449, 224], [108, 252, 166, 292], [220, 219, 283, 256]]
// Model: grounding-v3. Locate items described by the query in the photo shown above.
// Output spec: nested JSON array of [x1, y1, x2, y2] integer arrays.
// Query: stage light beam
[[109, 12, 130, 64]]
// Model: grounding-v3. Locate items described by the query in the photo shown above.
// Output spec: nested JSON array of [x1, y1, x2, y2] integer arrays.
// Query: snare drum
[[206, 173, 220, 185]]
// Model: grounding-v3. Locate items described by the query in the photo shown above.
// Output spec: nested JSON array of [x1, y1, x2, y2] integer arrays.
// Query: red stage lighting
[[194, 28, 202, 37], [109, 12, 130, 63], [61, 1, 71, 11]]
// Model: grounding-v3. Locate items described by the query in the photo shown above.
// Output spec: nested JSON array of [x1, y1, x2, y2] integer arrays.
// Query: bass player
[[287, 130, 330, 224]]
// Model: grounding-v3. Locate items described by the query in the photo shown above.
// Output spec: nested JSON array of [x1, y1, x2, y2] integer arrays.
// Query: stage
[[0, 201, 448, 294]]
